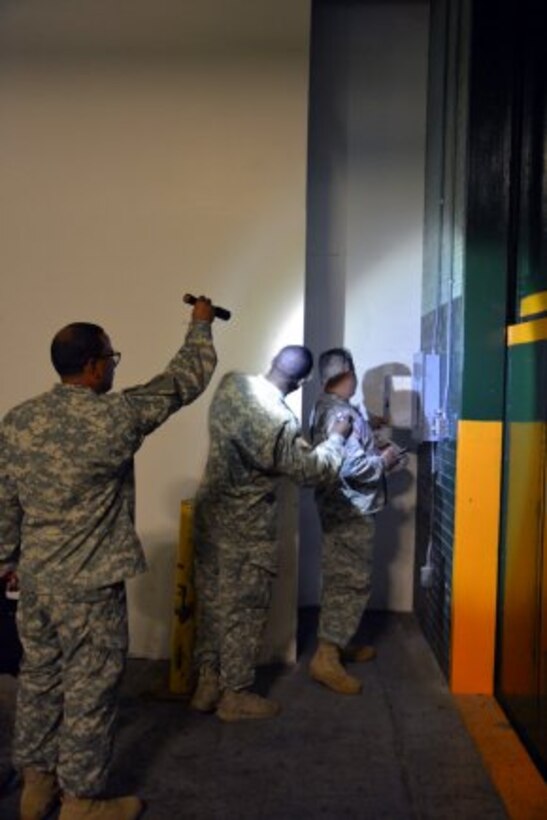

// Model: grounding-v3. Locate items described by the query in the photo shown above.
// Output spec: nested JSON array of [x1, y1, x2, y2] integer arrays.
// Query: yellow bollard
[[169, 500, 196, 695]]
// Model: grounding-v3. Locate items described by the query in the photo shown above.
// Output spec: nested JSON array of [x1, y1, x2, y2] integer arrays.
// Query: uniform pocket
[[88, 585, 128, 653]]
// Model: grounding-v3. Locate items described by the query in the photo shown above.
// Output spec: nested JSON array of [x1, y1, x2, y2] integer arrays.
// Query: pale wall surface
[[0, 0, 311, 657], [302, 1, 429, 610]]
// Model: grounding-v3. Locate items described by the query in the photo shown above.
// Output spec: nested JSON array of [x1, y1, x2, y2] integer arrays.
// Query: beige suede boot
[[58, 794, 143, 820], [309, 640, 362, 694], [341, 644, 377, 663], [20, 768, 60, 820], [216, 689, 281, 721], [190, 665, 220, 712]]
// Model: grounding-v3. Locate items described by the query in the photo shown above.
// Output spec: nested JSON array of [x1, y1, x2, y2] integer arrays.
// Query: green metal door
[[495, 2, 547, 775]]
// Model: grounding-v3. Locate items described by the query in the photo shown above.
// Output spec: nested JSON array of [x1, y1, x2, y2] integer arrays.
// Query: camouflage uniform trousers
[[194, 531, 276, 692], [14, 583, 127, 797], [317, 512, 375, 648]]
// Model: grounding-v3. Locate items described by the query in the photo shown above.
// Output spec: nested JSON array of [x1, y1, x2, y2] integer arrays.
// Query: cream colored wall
[[0, 0, 311, 657], [344, 4, 428, 611], [301, 1, 428, 611]]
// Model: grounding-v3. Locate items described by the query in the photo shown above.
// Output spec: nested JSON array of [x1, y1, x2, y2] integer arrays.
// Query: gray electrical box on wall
[[383, 374, 413, 428], [412, 352, 445, 441]]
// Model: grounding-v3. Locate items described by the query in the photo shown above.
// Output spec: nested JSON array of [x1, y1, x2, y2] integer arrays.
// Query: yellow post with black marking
[[169, 500, 195, 695]]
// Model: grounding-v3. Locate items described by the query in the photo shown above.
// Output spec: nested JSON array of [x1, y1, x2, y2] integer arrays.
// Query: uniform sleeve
[[341, 436, 384, 486], [320, 403, 384, 487], [0, 424, 22, 570], [272, 418, 345, 486], [120, 320, 217, 437]]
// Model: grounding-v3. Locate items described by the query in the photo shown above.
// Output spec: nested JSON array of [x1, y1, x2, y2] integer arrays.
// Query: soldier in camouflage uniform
[[309, 348, 400, 695], [0, 298, 216, 820], [190, 345, 351, 721]]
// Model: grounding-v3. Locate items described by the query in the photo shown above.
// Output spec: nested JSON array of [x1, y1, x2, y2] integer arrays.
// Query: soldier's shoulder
[[223, 370, 247, 383], [314, 392, 342, 413], [216, 371, 249, 395], [211, 372, 256, 418], [2, 389, 54, 426]]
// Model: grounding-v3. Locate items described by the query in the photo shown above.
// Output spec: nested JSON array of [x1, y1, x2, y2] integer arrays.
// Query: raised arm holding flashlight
[[0, 293, 219, 820]]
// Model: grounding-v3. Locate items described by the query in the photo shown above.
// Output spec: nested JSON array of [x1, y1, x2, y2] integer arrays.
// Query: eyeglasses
[[99, 351, 121, 367]]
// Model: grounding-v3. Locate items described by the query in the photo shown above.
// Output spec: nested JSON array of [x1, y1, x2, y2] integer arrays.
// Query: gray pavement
[[0, 613, 507, 819]]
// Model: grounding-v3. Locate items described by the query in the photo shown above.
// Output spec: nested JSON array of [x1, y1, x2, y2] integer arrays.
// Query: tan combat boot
[[216, 689, 281, 722], [341, 644, 377, 663], [59, 794, 143, 820], [309, 640, 362, 694], [190, 665, 220, 712], [20, 768, 60, 820]]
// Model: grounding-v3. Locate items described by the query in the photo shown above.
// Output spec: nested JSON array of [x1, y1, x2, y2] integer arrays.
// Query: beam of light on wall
[[266, 296, 304, 418], [348, 234, 421, 290], [346, 235, 422, 335], [348, 231, 462, 316]]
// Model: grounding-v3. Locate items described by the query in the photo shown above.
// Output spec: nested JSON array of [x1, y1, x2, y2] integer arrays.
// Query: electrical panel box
[[383, 375, 413, 428], [412, 352, 445, 442]]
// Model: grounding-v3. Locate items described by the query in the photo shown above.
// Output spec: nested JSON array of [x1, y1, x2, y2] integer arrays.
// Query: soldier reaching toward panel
[[191, 345, 352, 721], [309, 348, 402, 695], [0, 298, 216, 820]]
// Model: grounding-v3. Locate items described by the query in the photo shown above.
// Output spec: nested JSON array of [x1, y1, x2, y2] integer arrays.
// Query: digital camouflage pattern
[[194, 530, 277, 691], [311, 392, 385, 647], [318, 514, 376, 647], [15, 585, 127, 796], [0, 321, 216, 589], [194, 372, 345, 690], [311, 392, 386, 524], [0, 320, 216, 795]]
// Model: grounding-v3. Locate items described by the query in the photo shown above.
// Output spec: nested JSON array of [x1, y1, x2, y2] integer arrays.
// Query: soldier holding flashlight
[[0, 296, 216, 820]]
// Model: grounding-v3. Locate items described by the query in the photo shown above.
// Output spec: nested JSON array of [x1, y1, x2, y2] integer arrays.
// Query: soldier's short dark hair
[[271, 345, 313, 383], [50, 322, 106, 376], [318, 348, 355, 386]]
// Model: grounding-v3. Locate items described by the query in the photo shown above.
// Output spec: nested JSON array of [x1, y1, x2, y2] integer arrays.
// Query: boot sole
[[309, 670, 362, 695], [21, 792, 61, 820], [190, 699, 219, 713], [58, 797, 146, 820]]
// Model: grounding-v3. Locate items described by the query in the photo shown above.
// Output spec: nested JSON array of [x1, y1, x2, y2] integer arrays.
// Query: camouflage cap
[[318, 348, 355, 386]]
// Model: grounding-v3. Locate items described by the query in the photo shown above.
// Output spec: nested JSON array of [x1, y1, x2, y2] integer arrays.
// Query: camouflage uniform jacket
[[0, 321, 216, 592], [195, 373, 345, 543], [311, 392, 386, 522]]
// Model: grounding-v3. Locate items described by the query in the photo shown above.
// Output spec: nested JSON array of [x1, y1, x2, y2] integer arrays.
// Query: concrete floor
[[0, 612, 508, 819]]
